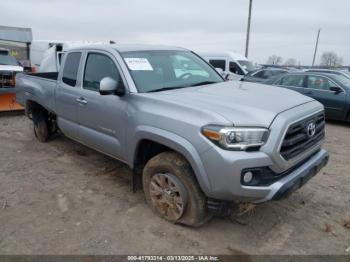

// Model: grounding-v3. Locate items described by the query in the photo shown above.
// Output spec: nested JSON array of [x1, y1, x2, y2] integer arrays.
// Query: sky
[[1, 0, 349, 65]]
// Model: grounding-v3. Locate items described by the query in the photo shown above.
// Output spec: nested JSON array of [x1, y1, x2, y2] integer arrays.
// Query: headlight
[[202, 125, 269, 151]]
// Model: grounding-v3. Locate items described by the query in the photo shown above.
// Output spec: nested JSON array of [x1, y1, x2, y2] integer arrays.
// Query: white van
[[199, 51, 257, 79]]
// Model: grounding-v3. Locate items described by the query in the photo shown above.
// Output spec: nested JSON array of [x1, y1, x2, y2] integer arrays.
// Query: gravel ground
[[0, 115, 349, 255]]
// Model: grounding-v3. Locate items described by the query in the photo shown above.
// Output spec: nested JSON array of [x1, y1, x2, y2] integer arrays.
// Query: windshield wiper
[[148, 86, 185, 93], [148, 81, 219, 93], [189, 81, 219, 87]]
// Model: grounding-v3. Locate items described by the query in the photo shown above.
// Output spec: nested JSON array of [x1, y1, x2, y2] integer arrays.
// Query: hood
[[147, 81, 314, 127], [0, 65, 23, 72]]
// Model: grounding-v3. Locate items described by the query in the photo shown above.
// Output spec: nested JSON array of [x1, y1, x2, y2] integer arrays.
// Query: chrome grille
[[280, 112, 325, 160]]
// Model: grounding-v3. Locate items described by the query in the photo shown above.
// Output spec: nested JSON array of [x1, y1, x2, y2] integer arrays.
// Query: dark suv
[[265, 72, 350, 121]]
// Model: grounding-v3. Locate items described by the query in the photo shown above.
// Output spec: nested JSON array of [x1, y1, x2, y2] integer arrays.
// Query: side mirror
[[99, 77, 125, 96], [329, 86, 343, 94]]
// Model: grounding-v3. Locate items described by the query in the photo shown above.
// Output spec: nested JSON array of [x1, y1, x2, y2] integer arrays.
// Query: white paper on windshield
[[124, 58, 153, 71]]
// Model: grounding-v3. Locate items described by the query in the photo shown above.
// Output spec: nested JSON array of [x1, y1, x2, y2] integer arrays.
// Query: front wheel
[[143, 151, 210, 226]]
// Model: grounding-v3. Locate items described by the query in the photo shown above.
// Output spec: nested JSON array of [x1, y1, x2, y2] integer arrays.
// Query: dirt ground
[[0, 115, 349, 255]]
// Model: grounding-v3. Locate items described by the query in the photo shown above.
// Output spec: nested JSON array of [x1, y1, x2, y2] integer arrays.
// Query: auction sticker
[[124, 58, 153, 71]]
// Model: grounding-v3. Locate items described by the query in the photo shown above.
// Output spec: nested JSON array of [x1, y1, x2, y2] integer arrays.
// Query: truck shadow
[[51, 134, 134, 186]]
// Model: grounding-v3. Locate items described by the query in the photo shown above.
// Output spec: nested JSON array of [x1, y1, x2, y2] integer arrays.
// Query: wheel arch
[[25, 99, 48, 119], [130, 126, 211, 195]]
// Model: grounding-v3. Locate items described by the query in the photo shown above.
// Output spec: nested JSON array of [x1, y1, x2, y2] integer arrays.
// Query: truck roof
[[69, 44, 188, 53]]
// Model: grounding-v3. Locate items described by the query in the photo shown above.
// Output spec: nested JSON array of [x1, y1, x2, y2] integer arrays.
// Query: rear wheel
[[143, 151, 210, 226], [33, 111, 51, 142]]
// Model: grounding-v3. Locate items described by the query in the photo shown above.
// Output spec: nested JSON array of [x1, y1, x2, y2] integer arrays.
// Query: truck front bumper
[[270, 149, 329, 201], [200, 147, 329, 203]]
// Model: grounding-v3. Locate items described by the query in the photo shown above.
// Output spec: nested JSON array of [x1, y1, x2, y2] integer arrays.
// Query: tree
[[267, 55, 283, 65], [320, 52, 343, 67], [284, 58, 297, 66]]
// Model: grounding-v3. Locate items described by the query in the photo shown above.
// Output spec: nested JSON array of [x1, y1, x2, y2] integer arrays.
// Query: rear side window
[[62, 52, 81, 86], [83, 53, 121, 91], [255, 70, 286, 79], [279, 75, 305, 87], [253, 70, 272, 79], [209, 59, 226, 71]]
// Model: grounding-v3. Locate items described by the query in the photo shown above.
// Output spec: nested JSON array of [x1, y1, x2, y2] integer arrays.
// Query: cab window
[[279, 75, 305, 87], [83, 53, 121, 92], [62, 52, 81, 86], [209, 59, 226, 71]]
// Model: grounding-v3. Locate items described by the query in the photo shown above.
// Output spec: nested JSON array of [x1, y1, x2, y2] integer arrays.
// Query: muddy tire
[[33, 111, 50, 142], [143, 151, 210, 226]]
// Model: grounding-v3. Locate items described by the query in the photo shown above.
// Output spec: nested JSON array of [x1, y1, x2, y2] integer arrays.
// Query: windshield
[[0, 54, 19, 66], [333, 75, 350, 87], [121, 50, 223, 93], [237, 60, 256, 72], [340, 71, 350, 79]]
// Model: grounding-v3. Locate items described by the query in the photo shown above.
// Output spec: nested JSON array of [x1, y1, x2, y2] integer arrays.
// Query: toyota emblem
[[307, 122, 316, 137]]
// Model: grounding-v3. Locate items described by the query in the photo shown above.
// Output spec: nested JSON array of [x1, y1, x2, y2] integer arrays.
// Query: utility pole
[[245, 0, 253, 58], [312, 29, 321, 66]]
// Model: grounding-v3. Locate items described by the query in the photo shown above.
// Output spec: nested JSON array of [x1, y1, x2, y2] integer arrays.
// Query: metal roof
[[69, 44, 188, 52], [113, 44, 188, 52], [0, 25, 32, 43]]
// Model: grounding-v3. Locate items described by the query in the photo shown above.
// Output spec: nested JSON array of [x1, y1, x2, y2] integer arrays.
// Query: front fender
[[129, 125, 212, 195]]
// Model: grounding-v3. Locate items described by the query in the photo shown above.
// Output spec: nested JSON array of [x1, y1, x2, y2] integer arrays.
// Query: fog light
[[243, 171, 253, 183]]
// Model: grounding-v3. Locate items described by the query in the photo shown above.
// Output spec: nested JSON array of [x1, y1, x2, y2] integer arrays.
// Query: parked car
[[16, 44, 329, 226], [265, 72, 350, 121], [242, 68, 289, 83], [199, 51, 257, 80], [305, 69, 350, 80]]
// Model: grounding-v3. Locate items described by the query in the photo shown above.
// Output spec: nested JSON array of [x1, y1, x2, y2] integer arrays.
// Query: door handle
[[76, 97, 87, 105], [304, 91, 313, 95]]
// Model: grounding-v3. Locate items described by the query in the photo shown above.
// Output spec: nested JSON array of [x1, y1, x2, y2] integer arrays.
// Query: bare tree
[[284, 58, 297, 66], [267, 55, 283, 65], [320, 52, 343, 67]]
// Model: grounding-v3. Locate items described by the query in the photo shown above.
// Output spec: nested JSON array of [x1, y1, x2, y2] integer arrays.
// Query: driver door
[[77, 51, 128, 160]]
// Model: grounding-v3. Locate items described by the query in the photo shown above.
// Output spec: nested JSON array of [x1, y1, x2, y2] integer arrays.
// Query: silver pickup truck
[[16, 44, 329, 226]]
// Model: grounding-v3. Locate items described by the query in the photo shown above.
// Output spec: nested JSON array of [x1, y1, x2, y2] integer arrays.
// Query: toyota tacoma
[[16, 44, 329, 226]]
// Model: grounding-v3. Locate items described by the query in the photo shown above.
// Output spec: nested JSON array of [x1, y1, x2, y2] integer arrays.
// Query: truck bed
[[25, 72, 59, 81], [15, 72, 58, 113]]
